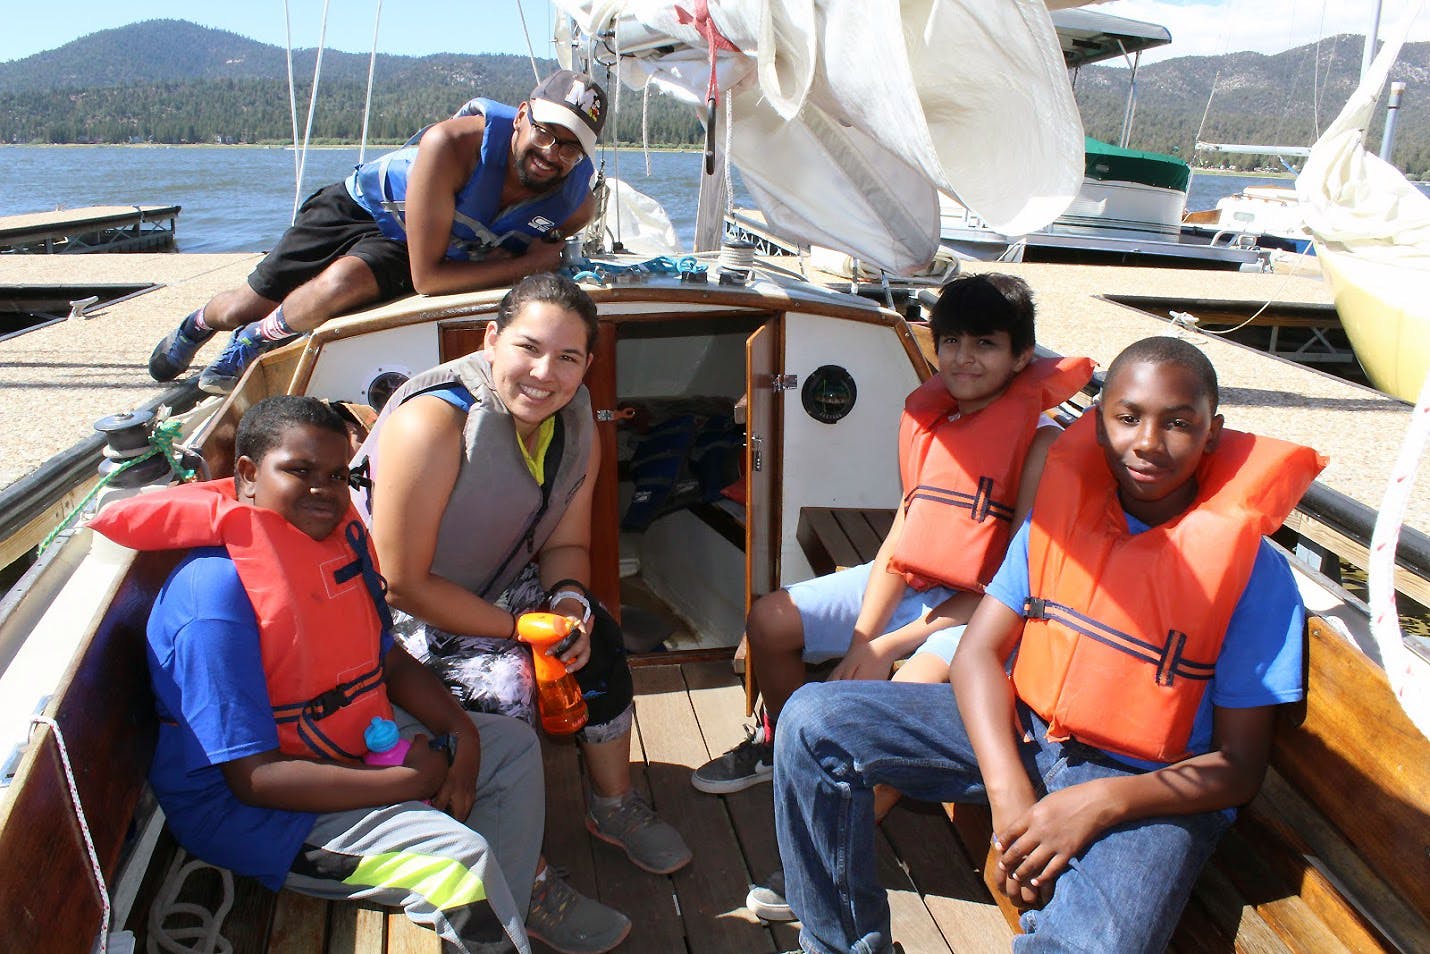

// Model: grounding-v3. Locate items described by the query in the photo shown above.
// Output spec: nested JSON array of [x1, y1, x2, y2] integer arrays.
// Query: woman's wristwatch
[[548, 578, 594, 626]]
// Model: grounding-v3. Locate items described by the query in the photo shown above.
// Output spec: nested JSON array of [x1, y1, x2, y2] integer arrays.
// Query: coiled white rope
[[1369, 372, 1430, 741], [145, 850, 235, 954], [30, 715, 111, 954]]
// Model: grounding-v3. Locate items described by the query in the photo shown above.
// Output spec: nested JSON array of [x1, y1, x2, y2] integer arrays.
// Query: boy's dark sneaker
[[525, 867, 631, 954], [691, 722, 773, 794], [746, 868, 794, 922], [198, 330, 291, 395], [148, 316, 215, 382]]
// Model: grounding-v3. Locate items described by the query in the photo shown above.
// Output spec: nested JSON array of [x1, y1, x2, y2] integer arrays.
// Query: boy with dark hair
[[90, 395, 542, 954], [772, 336, 1325, 953], [693, 273, 1093, 797]]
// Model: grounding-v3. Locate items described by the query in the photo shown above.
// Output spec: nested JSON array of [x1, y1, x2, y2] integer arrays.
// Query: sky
[[0, 1, 1426, 66]]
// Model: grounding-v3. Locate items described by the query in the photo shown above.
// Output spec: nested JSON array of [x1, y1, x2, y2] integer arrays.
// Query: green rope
[[38, 419, 196, 554]]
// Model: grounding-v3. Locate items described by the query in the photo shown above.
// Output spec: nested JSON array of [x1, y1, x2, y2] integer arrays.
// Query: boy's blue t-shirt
[[146, 547, 393, 890], [985, 514, 1305, 771]]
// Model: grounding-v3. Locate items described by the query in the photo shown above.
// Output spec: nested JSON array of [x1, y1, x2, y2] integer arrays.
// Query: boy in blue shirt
[[771, 337, 1324, 953], [91, 396, 543, 954]]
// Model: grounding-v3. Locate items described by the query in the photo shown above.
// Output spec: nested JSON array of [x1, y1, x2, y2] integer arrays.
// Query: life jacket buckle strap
[[309, 687, 352, 720], [1025, 597, 1048, 619]]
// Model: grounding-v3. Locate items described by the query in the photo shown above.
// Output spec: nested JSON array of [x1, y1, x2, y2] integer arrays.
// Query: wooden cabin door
[[585, 321, 621, 622], [744, 317, 783, 606]]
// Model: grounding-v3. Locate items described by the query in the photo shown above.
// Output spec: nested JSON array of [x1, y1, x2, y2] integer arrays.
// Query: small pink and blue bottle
[[363, 716, 411, 766]]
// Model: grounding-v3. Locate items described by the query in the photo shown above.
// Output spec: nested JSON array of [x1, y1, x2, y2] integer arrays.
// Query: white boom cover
[[554, 0, 1084, 274]]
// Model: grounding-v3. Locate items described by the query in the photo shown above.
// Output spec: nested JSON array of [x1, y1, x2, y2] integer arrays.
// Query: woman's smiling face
[[484, 300, 593, 437]]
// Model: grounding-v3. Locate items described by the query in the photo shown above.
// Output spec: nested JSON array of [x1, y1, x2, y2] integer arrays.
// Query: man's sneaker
[[585, 791, 692, 875], [148, 317, 215, 382], [691, 722, 773, 794], [197, 330, 286, 395], [525, 867, 631, 954], [746, 868, 794, 922]]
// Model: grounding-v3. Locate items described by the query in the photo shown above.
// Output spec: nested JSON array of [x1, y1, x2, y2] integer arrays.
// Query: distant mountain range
[[2, 20, 1427, 178], [1072, 31, 1430, 178]]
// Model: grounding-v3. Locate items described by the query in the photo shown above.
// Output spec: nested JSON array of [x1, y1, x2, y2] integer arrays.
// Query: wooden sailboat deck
[[124, 657, 1006, 954]]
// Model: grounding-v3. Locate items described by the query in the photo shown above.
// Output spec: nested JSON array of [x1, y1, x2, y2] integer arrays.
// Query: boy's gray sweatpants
[[283, 708, 543, 953]]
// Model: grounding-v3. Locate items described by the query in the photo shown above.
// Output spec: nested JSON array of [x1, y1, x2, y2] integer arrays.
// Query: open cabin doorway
[[437, 307, 783, 659]]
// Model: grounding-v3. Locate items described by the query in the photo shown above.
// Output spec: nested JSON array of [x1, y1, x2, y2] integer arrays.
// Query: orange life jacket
[[889, 356, 1094, 592], [89, 480, 394, 763], [1010, 415, 1325, 763]]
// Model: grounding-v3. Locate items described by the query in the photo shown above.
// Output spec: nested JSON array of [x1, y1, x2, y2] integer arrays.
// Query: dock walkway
[[0, 205, 181, 254], [0, 253, 1424, 535]]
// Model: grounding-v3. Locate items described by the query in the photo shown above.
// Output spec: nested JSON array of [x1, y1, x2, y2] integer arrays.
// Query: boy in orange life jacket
[[693, 274, 1093, 797], [88, 397, 543, 954], [772, 337, 1324, 953]]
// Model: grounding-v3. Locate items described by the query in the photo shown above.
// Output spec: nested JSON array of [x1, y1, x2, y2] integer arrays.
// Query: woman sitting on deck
[[351, 273, 691, 954]]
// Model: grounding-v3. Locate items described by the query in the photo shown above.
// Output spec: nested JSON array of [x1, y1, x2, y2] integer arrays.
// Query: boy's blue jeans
[[774, 681, 1231, 954]]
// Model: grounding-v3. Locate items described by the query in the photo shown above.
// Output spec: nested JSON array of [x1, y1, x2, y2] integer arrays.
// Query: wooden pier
[[0, 205, 181, 254]]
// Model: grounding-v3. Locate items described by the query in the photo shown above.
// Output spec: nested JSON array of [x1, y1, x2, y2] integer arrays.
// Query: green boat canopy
[[1083, 137, 1191, 193]]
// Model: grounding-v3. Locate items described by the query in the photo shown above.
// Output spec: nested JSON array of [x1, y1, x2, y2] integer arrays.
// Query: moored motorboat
[[938, 8, 1264, 270]]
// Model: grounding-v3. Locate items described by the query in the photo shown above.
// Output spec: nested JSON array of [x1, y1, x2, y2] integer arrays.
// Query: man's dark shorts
[[247, 182, 415, 303]]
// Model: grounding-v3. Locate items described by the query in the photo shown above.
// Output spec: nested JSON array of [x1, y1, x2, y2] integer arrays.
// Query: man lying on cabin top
[[146, 70, 605, 395]]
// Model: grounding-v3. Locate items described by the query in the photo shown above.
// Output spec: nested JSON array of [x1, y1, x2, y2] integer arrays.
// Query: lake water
[[2, 145, 747, 253], [3, 144, 1427, 254]]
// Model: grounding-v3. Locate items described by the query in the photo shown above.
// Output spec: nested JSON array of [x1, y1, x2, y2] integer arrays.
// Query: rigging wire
[[1311, 1, 1327, 136], [358, 0, 384, 165], [290, 0, 334, 224], [642, 81, 653, 176], [283, 3, 301, 215], [1269, 1, 1315, 156], [606, 45, 624, 249], [1193, 0, 1245, 157], [515, 0, 542, 83]]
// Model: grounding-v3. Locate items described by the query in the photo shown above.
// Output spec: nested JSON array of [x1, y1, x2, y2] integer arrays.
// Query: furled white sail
[[554, 0, 1084, 274]]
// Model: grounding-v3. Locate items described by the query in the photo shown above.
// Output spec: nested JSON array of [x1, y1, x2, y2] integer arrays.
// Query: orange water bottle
[[515, 612, 589, 735]]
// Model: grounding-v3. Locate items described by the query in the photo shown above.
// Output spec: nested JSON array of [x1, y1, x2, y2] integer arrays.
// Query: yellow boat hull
[[1315, 240, 1430, 403]]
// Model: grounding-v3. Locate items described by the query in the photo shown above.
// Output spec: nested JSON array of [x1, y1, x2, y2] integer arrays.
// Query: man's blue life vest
[[345, 99, 594, 261]]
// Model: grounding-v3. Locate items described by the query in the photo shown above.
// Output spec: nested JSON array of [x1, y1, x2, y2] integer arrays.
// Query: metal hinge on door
[[769, 374, 798, 392], [750, 435, 764, 472]]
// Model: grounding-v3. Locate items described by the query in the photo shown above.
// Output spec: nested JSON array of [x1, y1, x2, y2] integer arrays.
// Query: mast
[[1361, 0, 1384, 81]]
